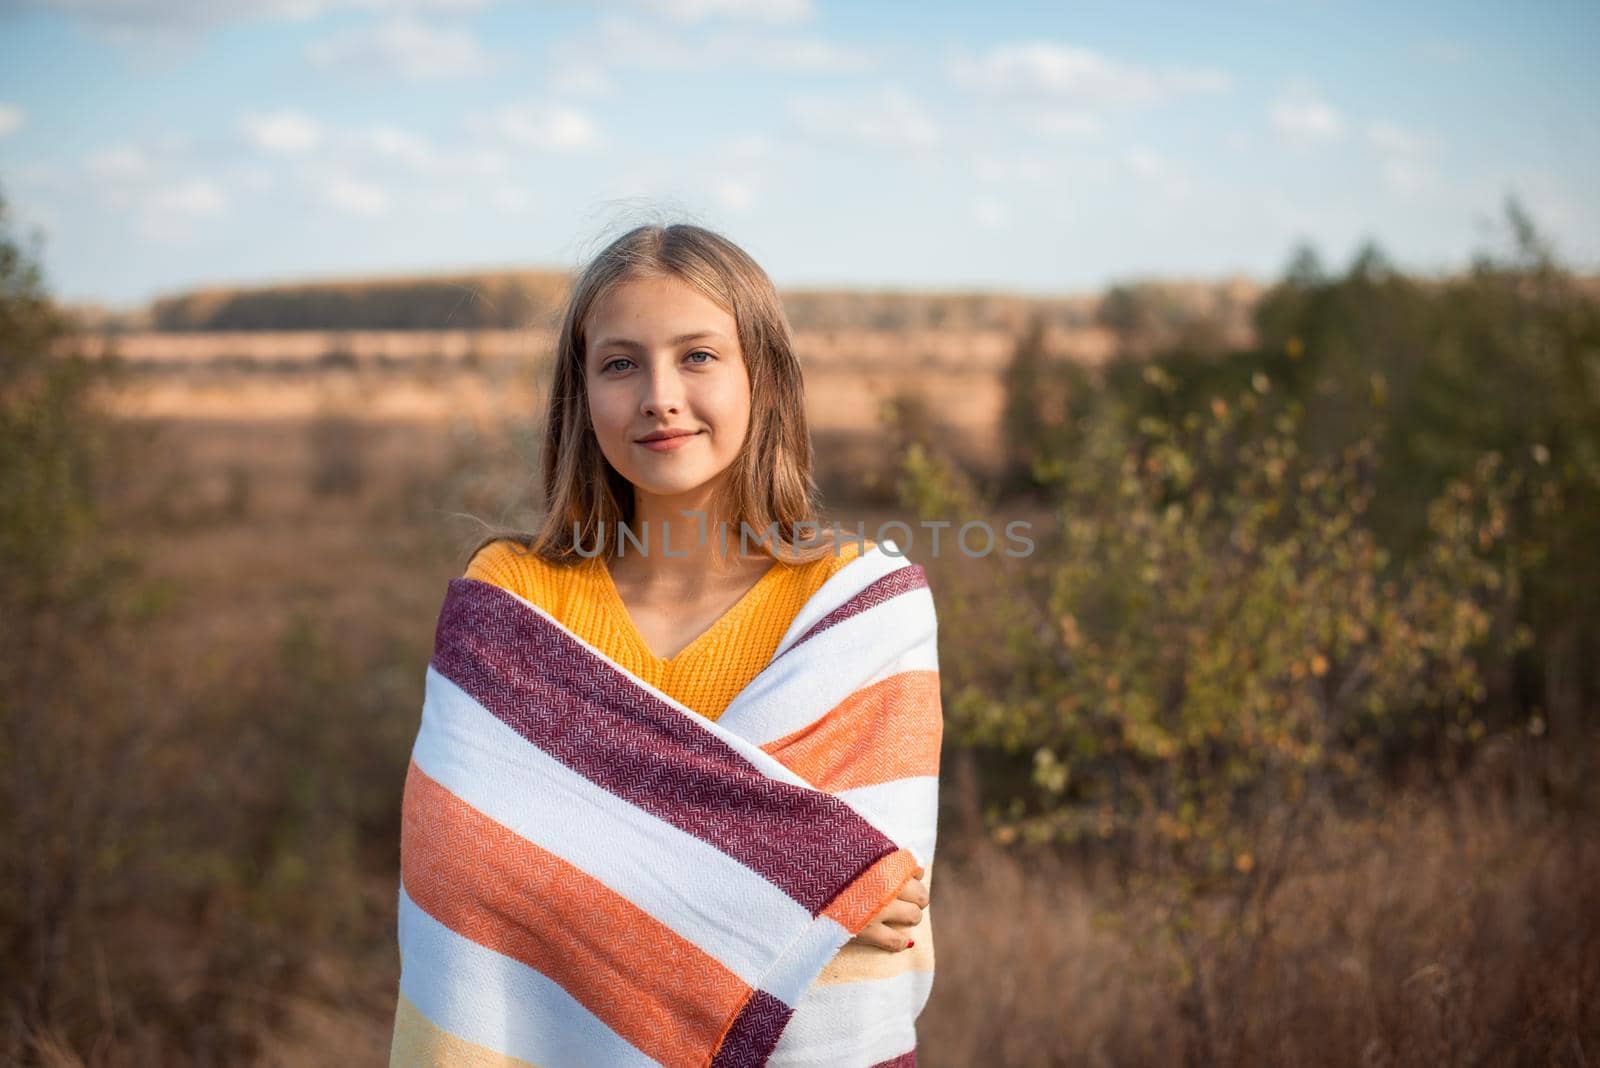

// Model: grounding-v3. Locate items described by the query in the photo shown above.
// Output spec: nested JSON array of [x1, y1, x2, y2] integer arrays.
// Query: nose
[[639, 359, 685, 418]]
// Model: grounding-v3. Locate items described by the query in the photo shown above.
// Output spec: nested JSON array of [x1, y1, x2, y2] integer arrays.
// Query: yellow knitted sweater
[[464, 537, 875, 722]]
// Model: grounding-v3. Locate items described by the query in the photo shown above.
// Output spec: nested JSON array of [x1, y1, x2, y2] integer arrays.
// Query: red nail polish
[[906, 939, 915, 948]]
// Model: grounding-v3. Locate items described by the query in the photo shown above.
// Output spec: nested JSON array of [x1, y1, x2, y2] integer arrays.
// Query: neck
[[611, 483, 766, 587]]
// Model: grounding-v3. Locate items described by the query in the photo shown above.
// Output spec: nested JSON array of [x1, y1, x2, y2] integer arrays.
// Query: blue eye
[[601, 350, 714, 374]]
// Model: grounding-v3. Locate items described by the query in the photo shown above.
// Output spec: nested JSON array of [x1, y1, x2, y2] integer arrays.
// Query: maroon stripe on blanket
[[432, 577, 899, 914], [709, 989, 792, 1068], [778, 563, 929, 662], [870, 1050, 918, 1067]]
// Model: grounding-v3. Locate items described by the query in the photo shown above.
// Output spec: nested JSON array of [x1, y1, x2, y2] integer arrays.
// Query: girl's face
[[583, 274, 752, 503]]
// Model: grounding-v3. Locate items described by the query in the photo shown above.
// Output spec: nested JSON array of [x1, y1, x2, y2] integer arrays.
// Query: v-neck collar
[[593, 555, 785, 667]]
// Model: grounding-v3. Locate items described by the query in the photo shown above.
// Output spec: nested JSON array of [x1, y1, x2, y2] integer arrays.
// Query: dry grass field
[[82, 325, 1084, 468]]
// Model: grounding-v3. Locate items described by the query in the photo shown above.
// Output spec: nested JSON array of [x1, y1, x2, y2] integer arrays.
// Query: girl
[[397, 222, 938, 1066]]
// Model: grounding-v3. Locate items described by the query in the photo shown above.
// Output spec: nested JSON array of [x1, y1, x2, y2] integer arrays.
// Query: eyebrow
[[592, 330, 729, 352]]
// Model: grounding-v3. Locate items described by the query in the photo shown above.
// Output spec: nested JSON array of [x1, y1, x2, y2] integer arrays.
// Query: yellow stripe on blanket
[[391, 992, 539, 1068]]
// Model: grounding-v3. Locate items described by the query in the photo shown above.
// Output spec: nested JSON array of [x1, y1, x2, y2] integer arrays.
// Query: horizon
[[75, 261, 1272, 315], [79, 250, 1600, 319]]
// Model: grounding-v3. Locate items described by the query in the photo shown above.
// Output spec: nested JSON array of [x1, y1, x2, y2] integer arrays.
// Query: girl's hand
[[848, 866, 928, 952]]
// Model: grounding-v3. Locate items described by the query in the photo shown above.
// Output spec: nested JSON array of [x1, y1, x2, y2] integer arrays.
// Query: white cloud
[[149, 178, 227, 216], [973, 194, 1009, 230], [237, 164, 276, 193], [1257, 193, 1371, 255], [1382, 160, 1437, 196], [588, 14, 873, 73], [594, 157, 673, 202], [449, 146, 510, 177], [422, 191, 467, 216], [364, 122, 508, 177], [320, 173, 391, 217], [135, 177, 229, 241], [1365, 120, 1440, 197], [21, 0, 490, 28], [491, 184, 534, 214], [306, 15, 490, 81], [950, 43, 1229, 106], [789, 85, 939, 150], [634, 0, 812, 23], [366, 123, 435, 168], [726, 133, 773, 160], [1270, 88, 1343, 144], [579, 133, 773, 214], [1416, 39, 1470, 64], [241, 111, 323, 154], [88, 145, 153, 180], [712, 177, 756, 213], [483, 103, 602, 153], [549, 64, 613, 97], [0, 104, 24, 138], [1124, 146, 1191, 200], [1367, 120, 1429, 156], [698, 134, 772, 213], [1021, 110, 1103, 140], [753, 34, 872, 71], [7, 161, 57, 188], [975, 154, 1056, 186], [82, 142, 236, 224]]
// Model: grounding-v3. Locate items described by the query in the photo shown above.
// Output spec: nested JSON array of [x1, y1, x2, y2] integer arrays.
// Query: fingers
[[876, 899, 924, 929], [897, 876, 930, 910], [848, 920, 917, 952], [845, 868, 932, 952]]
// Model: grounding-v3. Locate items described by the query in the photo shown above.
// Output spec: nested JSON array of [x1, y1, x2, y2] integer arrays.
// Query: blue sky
[[1, 0, 1596, 307]]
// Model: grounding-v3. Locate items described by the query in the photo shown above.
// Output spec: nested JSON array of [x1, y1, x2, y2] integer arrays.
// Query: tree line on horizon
[[91, 265, 1263, 338]]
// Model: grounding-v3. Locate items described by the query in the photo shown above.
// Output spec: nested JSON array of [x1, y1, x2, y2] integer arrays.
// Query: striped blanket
[[391, 541, 943, 1067]]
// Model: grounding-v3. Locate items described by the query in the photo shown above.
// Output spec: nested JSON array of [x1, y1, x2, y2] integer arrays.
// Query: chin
[[625, 470, 721, 498]]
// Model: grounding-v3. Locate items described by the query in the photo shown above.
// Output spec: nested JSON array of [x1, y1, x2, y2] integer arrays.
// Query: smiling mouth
[[636, 430, 702, 443], [630, 428, 700, 447]]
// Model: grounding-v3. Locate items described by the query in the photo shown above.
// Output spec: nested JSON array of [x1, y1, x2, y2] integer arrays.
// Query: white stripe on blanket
[[769, 537, 916, 660], [836, 775, 941, 870], [720, 599, 939, 745]]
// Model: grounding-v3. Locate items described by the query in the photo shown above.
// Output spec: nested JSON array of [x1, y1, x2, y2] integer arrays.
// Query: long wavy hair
[[468, 222, 851, 570]]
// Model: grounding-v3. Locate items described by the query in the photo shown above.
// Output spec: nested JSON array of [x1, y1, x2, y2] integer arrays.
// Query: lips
[[636, 429, 700, 443], [630, 431, 700, 454]]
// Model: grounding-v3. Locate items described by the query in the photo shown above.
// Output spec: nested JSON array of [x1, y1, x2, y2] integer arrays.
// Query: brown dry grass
[[920, 755, 1598, 1067]]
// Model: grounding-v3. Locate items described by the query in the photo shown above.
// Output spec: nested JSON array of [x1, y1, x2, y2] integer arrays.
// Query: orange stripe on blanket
[[821, 848, 922, 932], [761, 670, 942, 791], [400, 761, 749, 1067]]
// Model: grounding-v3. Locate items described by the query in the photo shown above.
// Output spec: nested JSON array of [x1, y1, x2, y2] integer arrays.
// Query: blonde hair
[[468, 222, 853, 570]]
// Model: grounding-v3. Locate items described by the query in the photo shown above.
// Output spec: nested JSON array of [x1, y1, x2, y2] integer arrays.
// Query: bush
[[0, 186, 161, 1057], [1115, 204, 1600, 751]]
